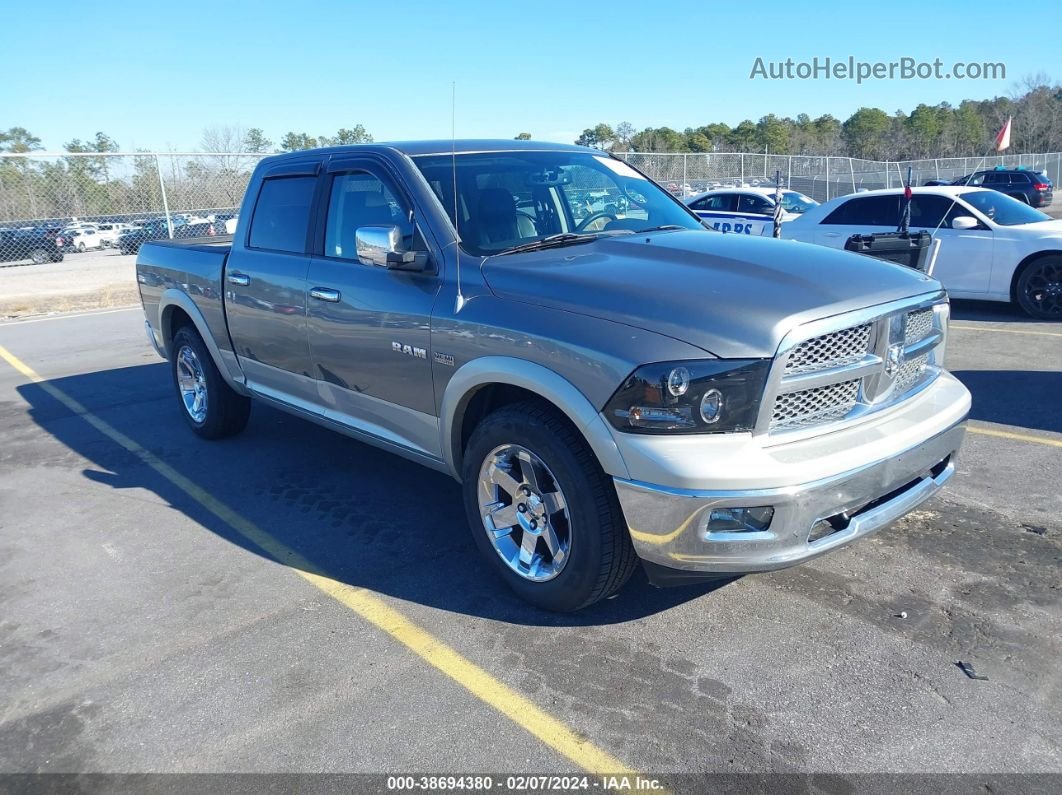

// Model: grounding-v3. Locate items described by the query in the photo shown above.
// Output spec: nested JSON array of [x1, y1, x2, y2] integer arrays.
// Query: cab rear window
[[248, 176, 316, 253]]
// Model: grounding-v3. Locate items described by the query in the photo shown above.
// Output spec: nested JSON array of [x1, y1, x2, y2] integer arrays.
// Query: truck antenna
[[452, 81, 465, 313]]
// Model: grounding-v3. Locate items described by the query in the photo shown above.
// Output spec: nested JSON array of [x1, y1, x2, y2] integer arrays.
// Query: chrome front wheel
[[477, 444, 571, 582], [175, 344, 209, 423]]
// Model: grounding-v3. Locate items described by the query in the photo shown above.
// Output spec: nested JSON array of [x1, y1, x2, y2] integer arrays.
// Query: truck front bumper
[[610, 372, 969, 579]]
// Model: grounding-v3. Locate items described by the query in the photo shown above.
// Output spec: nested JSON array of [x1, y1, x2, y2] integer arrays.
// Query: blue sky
[[2, 0, 1055, 151]]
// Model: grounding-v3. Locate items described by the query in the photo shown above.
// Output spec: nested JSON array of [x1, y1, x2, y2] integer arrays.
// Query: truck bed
[[136, 237, 234, 360]]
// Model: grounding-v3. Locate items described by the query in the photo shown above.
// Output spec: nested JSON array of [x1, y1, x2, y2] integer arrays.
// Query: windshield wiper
[[632, 224, 687, 234], [497, 230, 630, 256]]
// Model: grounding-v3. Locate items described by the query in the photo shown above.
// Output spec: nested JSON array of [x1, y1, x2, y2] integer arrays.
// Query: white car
[[685, 187, 819, 236], [96, 222, 132, 247], [781, 186, 1062, 319], [66, 227, 105, 252]]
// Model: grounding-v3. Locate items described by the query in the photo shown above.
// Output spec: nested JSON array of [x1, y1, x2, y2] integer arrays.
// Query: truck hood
[[481, 231, 940, 358]]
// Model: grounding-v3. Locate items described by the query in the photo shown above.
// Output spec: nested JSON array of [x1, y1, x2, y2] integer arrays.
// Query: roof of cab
[[263, 139, 593, 161]]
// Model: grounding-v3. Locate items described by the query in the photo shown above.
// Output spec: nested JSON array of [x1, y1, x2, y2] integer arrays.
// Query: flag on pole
[[898, 168, 913, 233], [772, 170, 783, 238], [994, 116, 1012, 152]]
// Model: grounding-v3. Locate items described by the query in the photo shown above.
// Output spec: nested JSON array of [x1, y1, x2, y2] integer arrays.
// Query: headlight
[[605, 360, 770, 434]]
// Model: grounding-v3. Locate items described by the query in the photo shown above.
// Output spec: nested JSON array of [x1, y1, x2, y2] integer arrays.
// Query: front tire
[[461, 401, 638, 612], [1015, 256, 1062, 319], [170, 325, 251, 439]]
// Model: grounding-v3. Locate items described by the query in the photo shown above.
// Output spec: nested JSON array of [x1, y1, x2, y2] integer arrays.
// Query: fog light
[[706, 506, 775, 534]]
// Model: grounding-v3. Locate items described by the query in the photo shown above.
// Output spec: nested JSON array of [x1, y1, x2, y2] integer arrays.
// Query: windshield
[[780, 191, 818, 214], [959, 190, 1051, 226], [413, 150, 703, 255]]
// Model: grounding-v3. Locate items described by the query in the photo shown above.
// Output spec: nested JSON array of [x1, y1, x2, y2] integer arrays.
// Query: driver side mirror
[[356, 225, 428, 271], [951, 216, 978, 230]]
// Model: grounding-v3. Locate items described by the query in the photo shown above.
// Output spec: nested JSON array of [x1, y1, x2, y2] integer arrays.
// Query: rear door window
[[689, 194, 737, 212], [822, 195, 901, 226], [249, 176, 317, 253]]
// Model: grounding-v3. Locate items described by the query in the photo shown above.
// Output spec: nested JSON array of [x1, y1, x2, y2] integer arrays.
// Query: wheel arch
[[1009, 249, 1062, 304], [158, 289, 248, 394], [441, 356, 629, 483]]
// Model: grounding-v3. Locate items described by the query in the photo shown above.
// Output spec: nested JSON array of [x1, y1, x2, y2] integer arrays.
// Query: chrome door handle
[[309, 287, 341, 303], [227, 273, 250, 286], [822, 232, 841, 238]]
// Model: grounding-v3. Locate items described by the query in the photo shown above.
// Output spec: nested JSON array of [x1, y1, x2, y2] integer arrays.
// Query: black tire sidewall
[[1016, 257, 1062, 319], [461, 409, 612, 612], [30, 248, 48, 265]]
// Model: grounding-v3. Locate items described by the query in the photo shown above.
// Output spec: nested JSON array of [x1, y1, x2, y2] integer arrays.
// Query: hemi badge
[[434, 352, 455, 367]]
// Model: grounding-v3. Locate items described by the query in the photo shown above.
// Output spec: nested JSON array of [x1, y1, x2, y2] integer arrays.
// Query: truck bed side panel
[[137, 238, 233, 355]]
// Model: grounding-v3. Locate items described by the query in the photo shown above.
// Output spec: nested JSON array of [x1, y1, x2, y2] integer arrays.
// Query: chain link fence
[[618, 151, 1062, 202], [1, 149, 1059, 263]]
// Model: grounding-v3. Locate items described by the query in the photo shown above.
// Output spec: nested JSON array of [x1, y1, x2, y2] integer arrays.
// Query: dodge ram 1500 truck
[[136, 140, 970, 612]]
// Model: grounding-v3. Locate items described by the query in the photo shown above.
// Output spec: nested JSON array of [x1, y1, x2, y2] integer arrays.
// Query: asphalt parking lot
[[0, 299, 1060, 789]]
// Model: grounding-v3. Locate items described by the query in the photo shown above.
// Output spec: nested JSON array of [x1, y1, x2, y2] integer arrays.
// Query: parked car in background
[[117, 219, 171, 255], [925, 167, 1053, 208], [211, 213, 238, 234], [173, 221, 219, 239], [97, 222, 132, 247], [685, 188, 819, 235], [0, 227, 64, 264], [65, 227, 106, 252], [781, 186, 1062, 318]]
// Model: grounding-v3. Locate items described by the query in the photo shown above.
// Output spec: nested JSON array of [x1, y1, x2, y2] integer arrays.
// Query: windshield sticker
[[594, 157, 646, 180]]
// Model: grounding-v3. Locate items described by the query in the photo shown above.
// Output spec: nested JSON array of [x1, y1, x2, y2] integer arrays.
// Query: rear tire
[[30, 248, 49, 265], [77, 242, 85, 252], [461, 400, 638, 612], [1015, 255, 1062, 319], [170, 325, 250, 439]]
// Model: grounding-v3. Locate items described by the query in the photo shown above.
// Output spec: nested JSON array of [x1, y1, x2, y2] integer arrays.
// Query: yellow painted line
[[968, 423, 1062, 449], [0, 343, 640, 780], [951, 324, 1062, 339]]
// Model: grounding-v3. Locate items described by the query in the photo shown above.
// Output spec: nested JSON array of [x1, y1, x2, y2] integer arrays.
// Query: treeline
[[0, 124, 376, 222], [575, 79, 1062, 159]]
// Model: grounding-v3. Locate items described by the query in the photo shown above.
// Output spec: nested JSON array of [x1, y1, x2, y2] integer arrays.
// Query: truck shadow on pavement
[[18, 363, 731, 627], [952, 369, 1062, 434]]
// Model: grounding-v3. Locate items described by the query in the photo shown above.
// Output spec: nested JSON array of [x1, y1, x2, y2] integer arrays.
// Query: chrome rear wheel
[[175, 344, 209, 423]]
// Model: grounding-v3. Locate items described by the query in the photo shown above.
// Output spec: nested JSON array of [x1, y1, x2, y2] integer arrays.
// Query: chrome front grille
[[784, 323, 872, 375], [904, 309, 933, 345], [893, 353, 929, 394], [771, 379, 860, 430], [762, 296, 948, 436]]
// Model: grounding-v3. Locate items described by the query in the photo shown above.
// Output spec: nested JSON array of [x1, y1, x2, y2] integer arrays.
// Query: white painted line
[[0, 306, 140, 326]]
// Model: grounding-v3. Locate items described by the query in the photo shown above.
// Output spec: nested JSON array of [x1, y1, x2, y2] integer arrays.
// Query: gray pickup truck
[[136, 140, 970, 611]]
